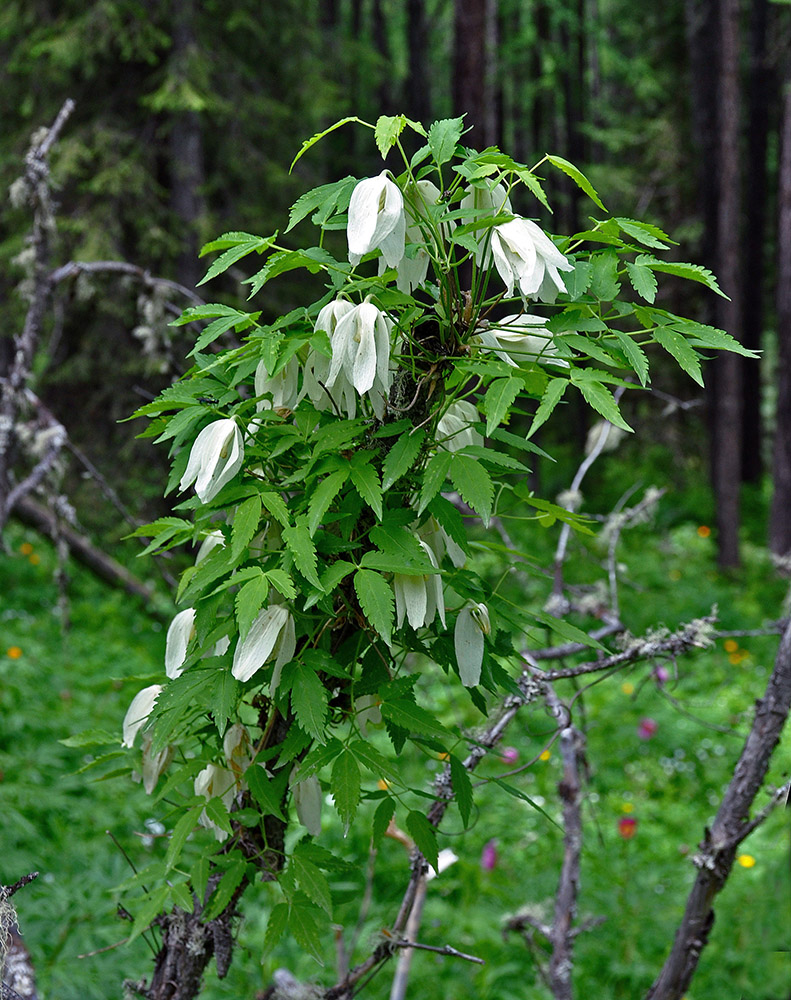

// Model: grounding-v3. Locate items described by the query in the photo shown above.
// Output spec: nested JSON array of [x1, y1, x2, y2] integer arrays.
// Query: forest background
[[2, 1, 791, 999]]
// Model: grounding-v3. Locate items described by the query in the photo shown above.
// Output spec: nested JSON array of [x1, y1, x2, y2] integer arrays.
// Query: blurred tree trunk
[[741, 0, 770, 484], [169, 0, 206, 291], [711, 0, 744, 567], [372, 0, 392, 115], [556, 0, 587, 234], [769, 78, 791, 557], [453, 0, 499, 148], [406, 0, 431, 124]]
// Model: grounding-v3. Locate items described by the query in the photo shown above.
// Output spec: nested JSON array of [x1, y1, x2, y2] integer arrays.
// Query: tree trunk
[[741, 0, 770, 484], [711, 0, 743, 568], [453, 0, 499, 148], [769, 79, 791, 557], [169, 0, 206, 292], [406, 0, 431, 125]]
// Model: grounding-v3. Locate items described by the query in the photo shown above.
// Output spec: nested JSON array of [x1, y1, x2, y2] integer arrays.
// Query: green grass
[[2, 472, 790, 999]]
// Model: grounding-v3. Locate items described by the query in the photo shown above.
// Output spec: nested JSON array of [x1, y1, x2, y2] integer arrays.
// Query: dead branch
[[645, 618, 791, 1000], [48, 260, 204, 310]]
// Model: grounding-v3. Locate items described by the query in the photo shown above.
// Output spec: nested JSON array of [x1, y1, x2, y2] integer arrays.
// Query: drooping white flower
[[165, 607, 196, 679], [194, 763, 237, 841], [327, 300, 393, 399], [491, 218, 574, 303], [179, 418, 244, 503], [254, 355, 300, 413], [454, 601, 491, 687], [223, 723, 252, 779], [195, 529, 225, 564], [354, 694, 382, 737], [418, 516, 467, 569], [476, 314, 569, 369], [122, 684, 162, 748], [302, 300, 359, 418], [347, 171, 406, 268], [460, 182, 514, 266], [380, 179, 445, 293], [394, 540, 446, 630], [141, 734, 173, 795], [291, 769, 322, 837], [437, 400, 483, 453], [426, 848, 459, 881], [232, 604, 295, 685]]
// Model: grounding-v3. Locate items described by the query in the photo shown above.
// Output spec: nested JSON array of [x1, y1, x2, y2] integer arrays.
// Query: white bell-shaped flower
[[491, 219, 574, 303], [254, 355, 300, 413], [380, 179, 445, 293], [437, 400, 483, 453], [476, 314, 569, 369], [232, 604, 296, 685], [347, 171, 406, 268], [179, 418, 244, 503], [454, 601, 491, 687], [394, 540, 446, 630], [165, 607, 196, 679], [141, 734, 174, 795], [291, 769, 322, 837], [418, 516, 467, 569], [460, 182, 513, 266], [327, 300, 393, 398], [302, 300, 356, 417], [122, 684, 162, 748], [195, 529, 225, 564], [194, 762, 237, 841], [223, 722, 252, 779]]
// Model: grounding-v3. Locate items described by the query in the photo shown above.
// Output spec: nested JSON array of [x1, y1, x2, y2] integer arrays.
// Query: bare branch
[[48, 260, 204, 308], [0, 874, 38, 902]]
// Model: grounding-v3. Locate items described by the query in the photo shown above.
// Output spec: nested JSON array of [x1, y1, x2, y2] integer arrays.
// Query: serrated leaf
[[626, 260, 658, 303], [528, 377, 567, 438], [564, 260, 592, 300], [350, 457, 382, 520], [379, 699, 450, 742], [673, 320, 759, 358], [191, 855, 210, 902], [266, 568, 297, 601], [203, 859, 247, 920], [547, 155, 606, 211], [372, 796, 396, 846], [573, 377, 633, 432], [481, 377, 523, 435], [428, 116, 465, 165], [290, 115, 367, 172], [209, 670, 238, 736], [231, 494, 262, 559], [406, 811, 439, 872], [530, 610, 607, 650], [375, 114, 407, 157], [235, 572, 269, 638], [290, 662, 329, 743], [589, 248, 621, 300], [418, 449, 454, 514], [348, 739, 400, 785], [609, 330, 650, 386], [289, 896, 325, 964], [59, 727, 117, 748], [353, 569, 394, 644], [637, 256, 727, 297], [246, 764, 287, 821], [291, 855, 332, 914], [283, 519, 323, 589], [331, 747, 361, 833], [308, 470, 349, 535], [292, 737, 344, 781], [382, 429, 425, 490], [449, 754, 473, 827], [449, 454, 494, 525], [286, 176, 356, 232], [198, 235, 276, 287], [128, 886, 169, 945], [204, 796, 233, 837], [165, 803, 204, 871], [615, 217, 672, 249], [653, 327, 704, 386], [264, 902, 289, 954]]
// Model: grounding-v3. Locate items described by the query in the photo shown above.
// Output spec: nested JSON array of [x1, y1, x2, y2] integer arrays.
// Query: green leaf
[[626, 260, 658, 303], [614, 217, 672, 249], [308, 469, 349, 535], [235, 572, 269, 638], [406, 811, 439, 872], [210, 670, 239, 736], [449, 454, 494, 525], [353, 569, 394, 644], [375, 114, 407, 157], [369, 523, 436, 572], [291, 854, 332, 915], [573, 376, 633, 432], [231, 494, 262, 559], [348, 739, 400, 785], [191, 855, 210, 902], [349, 455, 383, 520], [449, 754, 473, 827], [637, 255, 727, 297], [482, 377, 524, 435], [564, 260, 592, 300], [263, 902, 289, 954], [530, 610, 607, 650], [379, 699, 450, 742], [372, 796, 396, 846], [59, 727, 117, 748], [197, 234, 277, 286], [490, 777, 563, 830], [528, 378, 567, 438], [203, 859, 247, 920], [547, 155, 606, 210], [283, 518, 323, 589], [246, 764, 287, 821], [609, 330, 650, 386], [246, 247, 344, 298], [589, 248, 621, 300], [331, 747, 361, 833], [672, 320, 760, 358], [190, 314, 249, 354], [165, 802, 204, 871], [428, 116, 465, 165], [653, 327, 704, 386], [128, 886, 169, 945], [289, 895, 324, 964], [292, 737, 344, 781], [418, 449, 454, 514], [286, 176, 356, 232], [266, 568, 297, 601], [204, 796, 233, 838], [382, 429, 426, 491], [290, 115, 368, 171], [290, 662, 329, 743]]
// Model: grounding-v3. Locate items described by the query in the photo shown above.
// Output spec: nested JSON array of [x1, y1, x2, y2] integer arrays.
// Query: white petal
[[395, 573, 427, 629], [181, 418, 244, 503], [347, 173, 405, 265], [232, 604, 290, 682], [292, 772, 322, 837], [352, 304, 379, 394], [165, 608, 196, 679], [141, 734, 173, 794], [122, 684, 162, 748], [196, 529, 225, 564], [455, 607, 484, 687], [271, 610, 296, 694]]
